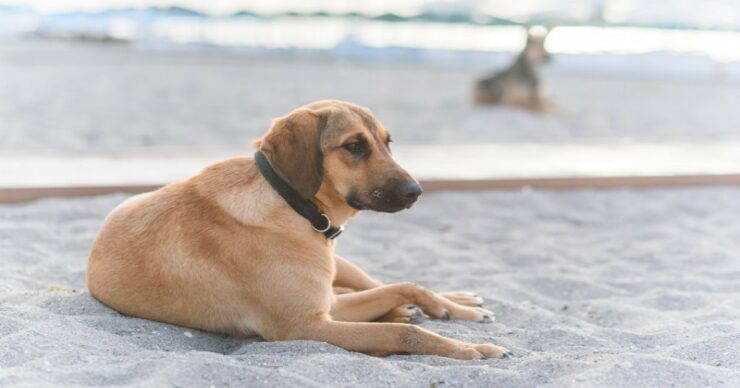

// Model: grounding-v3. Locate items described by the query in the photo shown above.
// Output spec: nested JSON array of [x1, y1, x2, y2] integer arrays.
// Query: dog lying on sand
[[87, 100, 510, 360], [475, 26, 554, 113]]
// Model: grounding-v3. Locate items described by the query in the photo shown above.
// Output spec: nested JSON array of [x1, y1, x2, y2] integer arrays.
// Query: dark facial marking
[[345, 176, 420, 213], [346, 191, 366, 210], [341, 134, 370, 159]]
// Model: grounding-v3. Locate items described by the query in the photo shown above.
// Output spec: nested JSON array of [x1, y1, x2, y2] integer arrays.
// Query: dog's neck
[[312, 178, 359, 229]]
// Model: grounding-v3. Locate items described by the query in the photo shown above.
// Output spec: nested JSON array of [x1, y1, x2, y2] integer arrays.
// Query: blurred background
[[0, 0, 739, 160]]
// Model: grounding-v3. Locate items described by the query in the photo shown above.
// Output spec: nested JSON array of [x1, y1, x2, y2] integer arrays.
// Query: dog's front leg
[[330, 283, 431, 323], [331, 282, 493, 324], [334, 256, 484, 305], [333, 255, 383, 291]]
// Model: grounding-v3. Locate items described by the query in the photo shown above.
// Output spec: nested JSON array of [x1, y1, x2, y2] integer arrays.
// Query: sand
[[2, 38, 740, 386], [2, 188, 739, 387], [2, 40, 740, 153]]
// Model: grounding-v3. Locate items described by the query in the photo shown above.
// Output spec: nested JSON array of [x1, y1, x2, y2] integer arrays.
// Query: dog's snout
[[398, 181, 422, 203]]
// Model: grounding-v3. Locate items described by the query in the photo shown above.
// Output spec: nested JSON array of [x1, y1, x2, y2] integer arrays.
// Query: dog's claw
[[479, 314, 494, 323], [502, 351, 514, 359], [442, 311, 451, 320]]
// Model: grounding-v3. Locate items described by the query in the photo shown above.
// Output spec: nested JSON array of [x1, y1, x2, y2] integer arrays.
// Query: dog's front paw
[[467, 343, 511, 359], [476, 307, 495, 323]]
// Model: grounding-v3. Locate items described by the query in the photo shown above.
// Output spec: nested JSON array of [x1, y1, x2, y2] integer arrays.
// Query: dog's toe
[[379, 304, 426, 324], [479, 313, 494, 323], [407, 305, 425, 324]]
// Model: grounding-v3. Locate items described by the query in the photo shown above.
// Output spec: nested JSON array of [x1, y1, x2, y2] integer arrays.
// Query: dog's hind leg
[[279, 319, 510, 359]]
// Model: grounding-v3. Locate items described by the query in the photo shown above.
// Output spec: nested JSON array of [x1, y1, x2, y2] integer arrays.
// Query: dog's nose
[[398, 181, 423, 203]]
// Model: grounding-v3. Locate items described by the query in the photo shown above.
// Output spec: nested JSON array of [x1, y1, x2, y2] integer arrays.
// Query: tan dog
[[475, 26, 555, 113], [87, 100, 511, 360]]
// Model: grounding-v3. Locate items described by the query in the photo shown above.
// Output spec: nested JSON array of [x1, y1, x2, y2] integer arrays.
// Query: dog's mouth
[[346, 193, 368, 211], [346, 188, 419, 213]]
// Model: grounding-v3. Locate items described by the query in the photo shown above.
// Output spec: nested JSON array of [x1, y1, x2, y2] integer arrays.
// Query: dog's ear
[[255, 108, 328, 199]]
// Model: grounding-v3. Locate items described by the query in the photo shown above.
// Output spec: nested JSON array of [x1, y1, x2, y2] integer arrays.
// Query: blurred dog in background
[[474, 26, 554, 113]]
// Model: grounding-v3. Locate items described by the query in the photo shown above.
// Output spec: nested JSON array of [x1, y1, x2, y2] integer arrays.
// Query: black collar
[[254, 151, 343, 240]]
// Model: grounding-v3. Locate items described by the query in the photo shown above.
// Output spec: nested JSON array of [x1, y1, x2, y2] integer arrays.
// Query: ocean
[[1, 3, 739, 82]]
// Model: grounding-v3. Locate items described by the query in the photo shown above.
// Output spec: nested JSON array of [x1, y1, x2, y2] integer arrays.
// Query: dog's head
[[524, 26, 551, 65], [253, 100, 422, 213]]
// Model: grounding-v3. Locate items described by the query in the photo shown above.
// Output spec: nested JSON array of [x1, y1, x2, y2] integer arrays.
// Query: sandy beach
[[2, 188, 739, 387], [2, 41, 740, 153], [2, 36, 740, 387]]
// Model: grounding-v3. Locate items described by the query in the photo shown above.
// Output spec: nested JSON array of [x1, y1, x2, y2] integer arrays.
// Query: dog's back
[[475, 27, 551, 110]]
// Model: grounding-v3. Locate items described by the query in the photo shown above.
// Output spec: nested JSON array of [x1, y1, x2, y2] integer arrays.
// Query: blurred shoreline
[[2, 5, 740, 83], [2, 40, 740, 152]]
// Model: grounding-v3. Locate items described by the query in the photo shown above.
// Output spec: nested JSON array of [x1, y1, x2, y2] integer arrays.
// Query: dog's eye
[[342, 141, 366, 156]]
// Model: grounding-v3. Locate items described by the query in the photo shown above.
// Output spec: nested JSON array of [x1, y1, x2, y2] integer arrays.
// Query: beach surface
[[2, 188, 739, 387], [2, 41, 740, 152], [2, 37, 740, 387]]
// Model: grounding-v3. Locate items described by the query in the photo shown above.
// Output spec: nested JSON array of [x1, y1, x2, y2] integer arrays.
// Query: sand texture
[[2, 41, 740, 152], [2, 188, 739, 387]]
